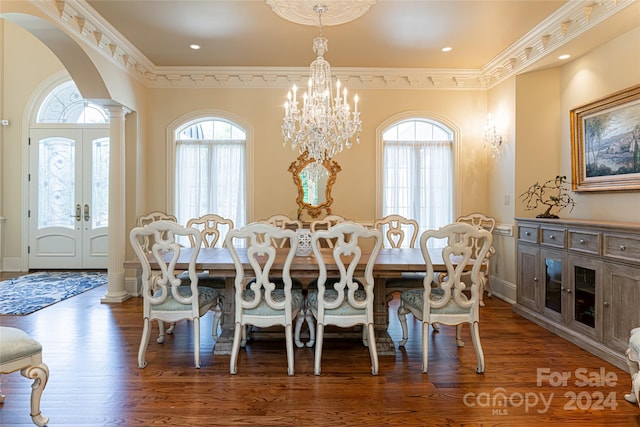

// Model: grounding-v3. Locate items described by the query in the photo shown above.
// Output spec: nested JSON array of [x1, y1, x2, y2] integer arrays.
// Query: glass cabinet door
[[574, 265, 596, 328], [544, 257, 563, 313]]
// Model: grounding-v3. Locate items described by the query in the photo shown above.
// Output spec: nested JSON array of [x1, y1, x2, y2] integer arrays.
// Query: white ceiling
[[83, 0, 636, 72]]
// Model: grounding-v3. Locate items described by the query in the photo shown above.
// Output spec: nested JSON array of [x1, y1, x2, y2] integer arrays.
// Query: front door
[[29, 128, 109, 269]]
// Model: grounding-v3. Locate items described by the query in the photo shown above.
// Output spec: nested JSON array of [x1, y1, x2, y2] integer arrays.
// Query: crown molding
[[31, 0, 637, 91]]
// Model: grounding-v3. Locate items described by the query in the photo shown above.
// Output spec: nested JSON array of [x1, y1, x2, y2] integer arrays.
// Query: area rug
[[0, 271, 107, 315]]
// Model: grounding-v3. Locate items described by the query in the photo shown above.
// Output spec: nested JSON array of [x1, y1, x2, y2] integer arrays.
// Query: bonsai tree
[[520, 175, 576, 219]]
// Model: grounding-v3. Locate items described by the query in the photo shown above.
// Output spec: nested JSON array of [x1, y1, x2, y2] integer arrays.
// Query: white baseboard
[[125, 275, 141, 297], [488, 275, 516, 304], [1, 257, 26, 272]]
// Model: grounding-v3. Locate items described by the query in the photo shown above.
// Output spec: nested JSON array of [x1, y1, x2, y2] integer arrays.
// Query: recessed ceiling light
[[441, 47, 452, 52], [558, 54, 571, 60], [190, 44, 201, 50]]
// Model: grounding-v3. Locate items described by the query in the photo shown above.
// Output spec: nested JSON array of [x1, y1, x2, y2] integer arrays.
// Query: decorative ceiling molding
[[265, 0, 376, 26], [28, 0, 637, 91]]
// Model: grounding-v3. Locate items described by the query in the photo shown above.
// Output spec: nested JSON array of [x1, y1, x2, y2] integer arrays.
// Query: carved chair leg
[[456, 324, 464, 347], [156, 320, 166, 344], [21, 363, 49, 427], [230, 323, 242, 375], [367, 323, 378, 376], [421, 321, 430, 373], [166, 322, 176, 335], [397, 301, 410, 347], [211, 297, 223, 340], [625, 348, 640, 404], [305, 308, 316, 348], [285, 323, 295, 376], [241, 325, 247, 347], [138, 318, 150, 368], [470, 321, 485, 374], [294, 310, 305, 348], [314, 323, 325, 375]]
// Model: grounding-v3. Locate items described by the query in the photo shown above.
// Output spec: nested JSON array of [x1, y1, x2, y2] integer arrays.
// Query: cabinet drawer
[[518, 225, 538, 243], [604, 234, 640, 264], [568, 230, 601, 255], [541, 227, 566, 249]]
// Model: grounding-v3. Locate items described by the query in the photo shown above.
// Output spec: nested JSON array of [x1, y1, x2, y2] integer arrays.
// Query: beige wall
[[487, 77, 517, 297], [559, 27, 640, 223], [1, 21, 65, 263], [147, 87, 488, 223]]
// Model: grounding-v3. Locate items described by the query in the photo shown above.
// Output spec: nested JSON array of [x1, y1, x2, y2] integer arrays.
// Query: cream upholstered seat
[[0, 327, 49, 427], [455, 213, 496, 305], [397, 222, 492, 373], [130, 220, 223, 368], [307, 222, 383, 375], [225, 223, 304, 375]]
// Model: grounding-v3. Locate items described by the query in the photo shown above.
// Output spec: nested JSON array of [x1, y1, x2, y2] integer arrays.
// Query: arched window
[[174, 117, 247, 228], [381, 118, 454, 241], [36, 80, 109, 124]]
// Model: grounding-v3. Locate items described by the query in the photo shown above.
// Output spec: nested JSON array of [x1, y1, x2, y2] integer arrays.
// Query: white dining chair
[[373, 214, 425, 294], [225, 223, 304, 375], [307, 222, 383, 375], [455, 213, 496, 305], [0, 327, 49, 426], [397, 222, 492, 373], [130, 220, 223, 368]]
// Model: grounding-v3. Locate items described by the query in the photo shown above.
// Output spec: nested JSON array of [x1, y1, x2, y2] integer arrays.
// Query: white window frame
[[375, 111, 461, 229], [166, 110, 254, 225]]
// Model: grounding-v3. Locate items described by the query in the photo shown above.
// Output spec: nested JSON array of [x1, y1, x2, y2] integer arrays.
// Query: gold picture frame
[[570, 84, 640, 192], [288, 151, 341, 219]]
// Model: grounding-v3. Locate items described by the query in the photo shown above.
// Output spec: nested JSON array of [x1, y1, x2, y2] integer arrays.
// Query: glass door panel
[[574, 265, 596, 328], [545, 258, 563, 313]]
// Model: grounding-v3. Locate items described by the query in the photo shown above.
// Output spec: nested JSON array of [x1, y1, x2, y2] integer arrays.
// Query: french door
[[28, 128, 109, 269]]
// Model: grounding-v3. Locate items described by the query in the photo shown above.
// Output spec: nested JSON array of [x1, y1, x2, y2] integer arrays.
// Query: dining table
[[124, 246, 452, 355]]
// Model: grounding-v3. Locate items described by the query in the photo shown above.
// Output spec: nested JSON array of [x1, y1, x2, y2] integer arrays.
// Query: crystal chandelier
[[282, 4, 362, 163]]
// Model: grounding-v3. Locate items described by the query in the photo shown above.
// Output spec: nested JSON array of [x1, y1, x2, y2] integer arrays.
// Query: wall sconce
[[483, 113, 502, 157]]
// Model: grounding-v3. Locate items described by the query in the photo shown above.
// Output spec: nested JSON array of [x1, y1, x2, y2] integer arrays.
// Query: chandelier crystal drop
[[282, 4, 362, 163]]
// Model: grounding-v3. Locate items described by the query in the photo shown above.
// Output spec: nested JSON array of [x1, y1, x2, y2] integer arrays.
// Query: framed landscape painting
[[570, 84, 640, 192]]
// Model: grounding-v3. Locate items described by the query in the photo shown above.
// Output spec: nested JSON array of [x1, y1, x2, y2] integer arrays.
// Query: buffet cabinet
[[514, 217, 640, 370]]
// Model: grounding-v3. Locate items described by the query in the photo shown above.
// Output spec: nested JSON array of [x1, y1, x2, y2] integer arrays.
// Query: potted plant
[[520, 175, 576, 219]]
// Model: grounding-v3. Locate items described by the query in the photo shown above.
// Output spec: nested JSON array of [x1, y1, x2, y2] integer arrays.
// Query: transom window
[[174, 117, 247, 229], [36, 80, 109, 124], [381, 118, 454, 245]]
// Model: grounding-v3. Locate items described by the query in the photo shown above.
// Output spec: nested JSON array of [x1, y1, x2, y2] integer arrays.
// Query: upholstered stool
[[625, 327, 640, 406], [0, 327, 49, 426]]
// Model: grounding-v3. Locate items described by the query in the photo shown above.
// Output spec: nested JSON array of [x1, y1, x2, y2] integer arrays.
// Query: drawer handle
[[620, 245, 626, 251], [604, 301, 610, 308], [533, 277, 538, 282], [525, 231, 531, 236], [549, 235, 555, 240], [579, 239, 585, 244]]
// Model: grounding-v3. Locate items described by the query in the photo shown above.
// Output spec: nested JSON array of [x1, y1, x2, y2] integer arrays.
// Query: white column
[[101, 105, 130, 303]]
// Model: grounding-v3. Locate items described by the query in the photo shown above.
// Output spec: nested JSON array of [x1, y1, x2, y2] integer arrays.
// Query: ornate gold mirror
[[288, 151, 341, 219]]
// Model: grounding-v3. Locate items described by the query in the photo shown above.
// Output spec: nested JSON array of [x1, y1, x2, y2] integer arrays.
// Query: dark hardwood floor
[[1, 273, 640, 426]]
